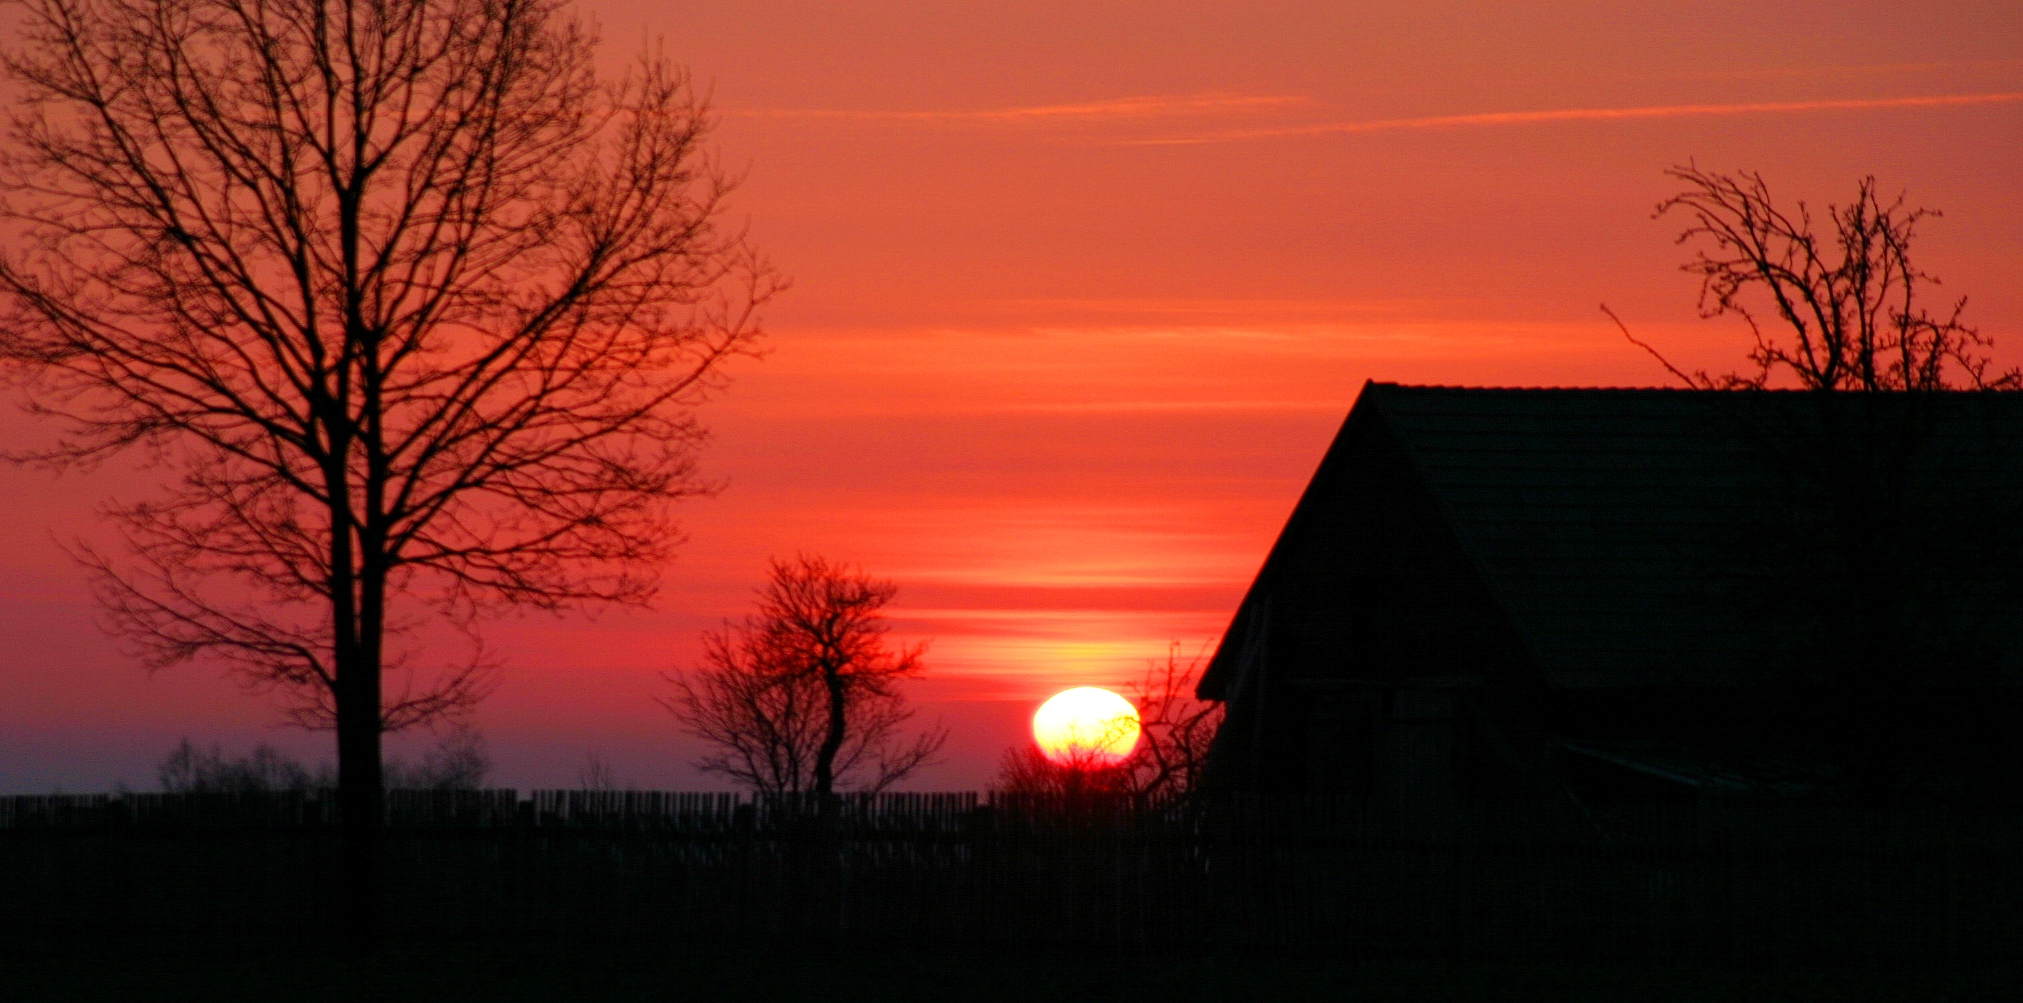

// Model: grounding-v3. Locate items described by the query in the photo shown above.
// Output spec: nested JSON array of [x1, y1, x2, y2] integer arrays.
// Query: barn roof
[[1199, 383, 2023, 696]]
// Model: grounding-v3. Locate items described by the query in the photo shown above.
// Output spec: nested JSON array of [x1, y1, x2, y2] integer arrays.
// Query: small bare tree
[[990, 744, 1132, 801], [1612, 166, 2023, 799], [664, 555, 946, 796], [576, 750, 619, 791], [1612, 164, 2018, 392], [1121, 642, 1223, 801], [384, 724, 491, 791], [992, 643, 1223, 805], [158, 738, 329, 793]]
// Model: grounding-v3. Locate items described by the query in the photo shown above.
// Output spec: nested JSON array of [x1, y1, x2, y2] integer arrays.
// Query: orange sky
[[3, 0, 2020, 790]]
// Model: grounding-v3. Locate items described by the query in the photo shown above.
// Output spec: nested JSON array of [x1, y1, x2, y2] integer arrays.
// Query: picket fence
[[2, 791, 2017, 962]]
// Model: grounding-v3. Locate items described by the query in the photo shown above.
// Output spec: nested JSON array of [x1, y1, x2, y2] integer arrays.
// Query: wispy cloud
[[731, 92, 1307, 124], [1133, 92, 2023, 146], [1644, 56, 2023, 85], [984, 296, 1436, 317]]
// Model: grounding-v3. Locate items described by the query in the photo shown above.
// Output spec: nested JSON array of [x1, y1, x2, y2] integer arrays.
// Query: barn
[[1196, 383, 2023, 808]]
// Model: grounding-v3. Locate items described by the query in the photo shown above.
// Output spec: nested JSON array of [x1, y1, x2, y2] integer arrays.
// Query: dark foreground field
[[10, 794, 2021, 999], [3, 945, 2019, 1003]]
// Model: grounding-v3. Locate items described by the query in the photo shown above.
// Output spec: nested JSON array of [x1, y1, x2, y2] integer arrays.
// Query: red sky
[[3, 0, 2020, 791]]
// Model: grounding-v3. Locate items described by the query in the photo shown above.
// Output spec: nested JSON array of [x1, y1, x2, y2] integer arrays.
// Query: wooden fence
[[3, 791, 2018, 961]]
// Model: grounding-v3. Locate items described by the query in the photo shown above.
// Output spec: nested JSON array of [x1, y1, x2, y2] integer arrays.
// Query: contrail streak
[[735, 93, 1307, 124], [1130, 92, 2023, 145]]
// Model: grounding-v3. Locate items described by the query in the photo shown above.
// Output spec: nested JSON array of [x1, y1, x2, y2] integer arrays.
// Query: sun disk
[[1032, 687, 1141, 766]]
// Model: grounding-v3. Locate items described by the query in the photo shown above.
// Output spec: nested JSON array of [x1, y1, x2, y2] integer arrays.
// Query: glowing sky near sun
[[2, 1, 2019, 791]]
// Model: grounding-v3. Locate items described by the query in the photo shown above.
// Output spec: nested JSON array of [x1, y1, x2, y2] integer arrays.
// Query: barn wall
[[1211, 409, 1544, 799]]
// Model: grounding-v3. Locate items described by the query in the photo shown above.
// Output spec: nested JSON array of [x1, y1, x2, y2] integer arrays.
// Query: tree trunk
[[329, 445, 383, 951], [813, 664, 847, 798], [336, 653, 382, 951]]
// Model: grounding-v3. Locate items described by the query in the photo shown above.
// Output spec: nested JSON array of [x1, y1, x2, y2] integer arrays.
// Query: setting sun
[[1032, 687, 1141, 766]]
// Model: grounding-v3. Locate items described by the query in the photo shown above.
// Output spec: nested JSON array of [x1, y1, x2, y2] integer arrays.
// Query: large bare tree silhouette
[[0, 0, 780, 927]]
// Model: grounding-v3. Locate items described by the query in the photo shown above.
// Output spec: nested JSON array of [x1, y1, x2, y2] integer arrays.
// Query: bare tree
[[384, 723, 491, 791], [1611, 166, 2023, 800], [992, 643, 1223, 806], [158, 738, 330, 793], [0, 0, 778, 852], [0, 0, 778, 939], [663, 555, 946, 796], [990, 744, 1132, 801], [576, 750, 619, 790], [1120, 642, 1223, 801], [1611, 164, 2018, 392]]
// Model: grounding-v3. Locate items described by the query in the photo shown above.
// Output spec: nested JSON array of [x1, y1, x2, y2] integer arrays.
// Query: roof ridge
[[1372, 383, 1746, 393], [1370, 383, 2023, 394]]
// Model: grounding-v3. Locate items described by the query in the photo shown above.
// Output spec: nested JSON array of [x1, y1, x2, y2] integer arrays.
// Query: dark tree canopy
[[665, 555, 945, 796], [0, 0, 780, 825]]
